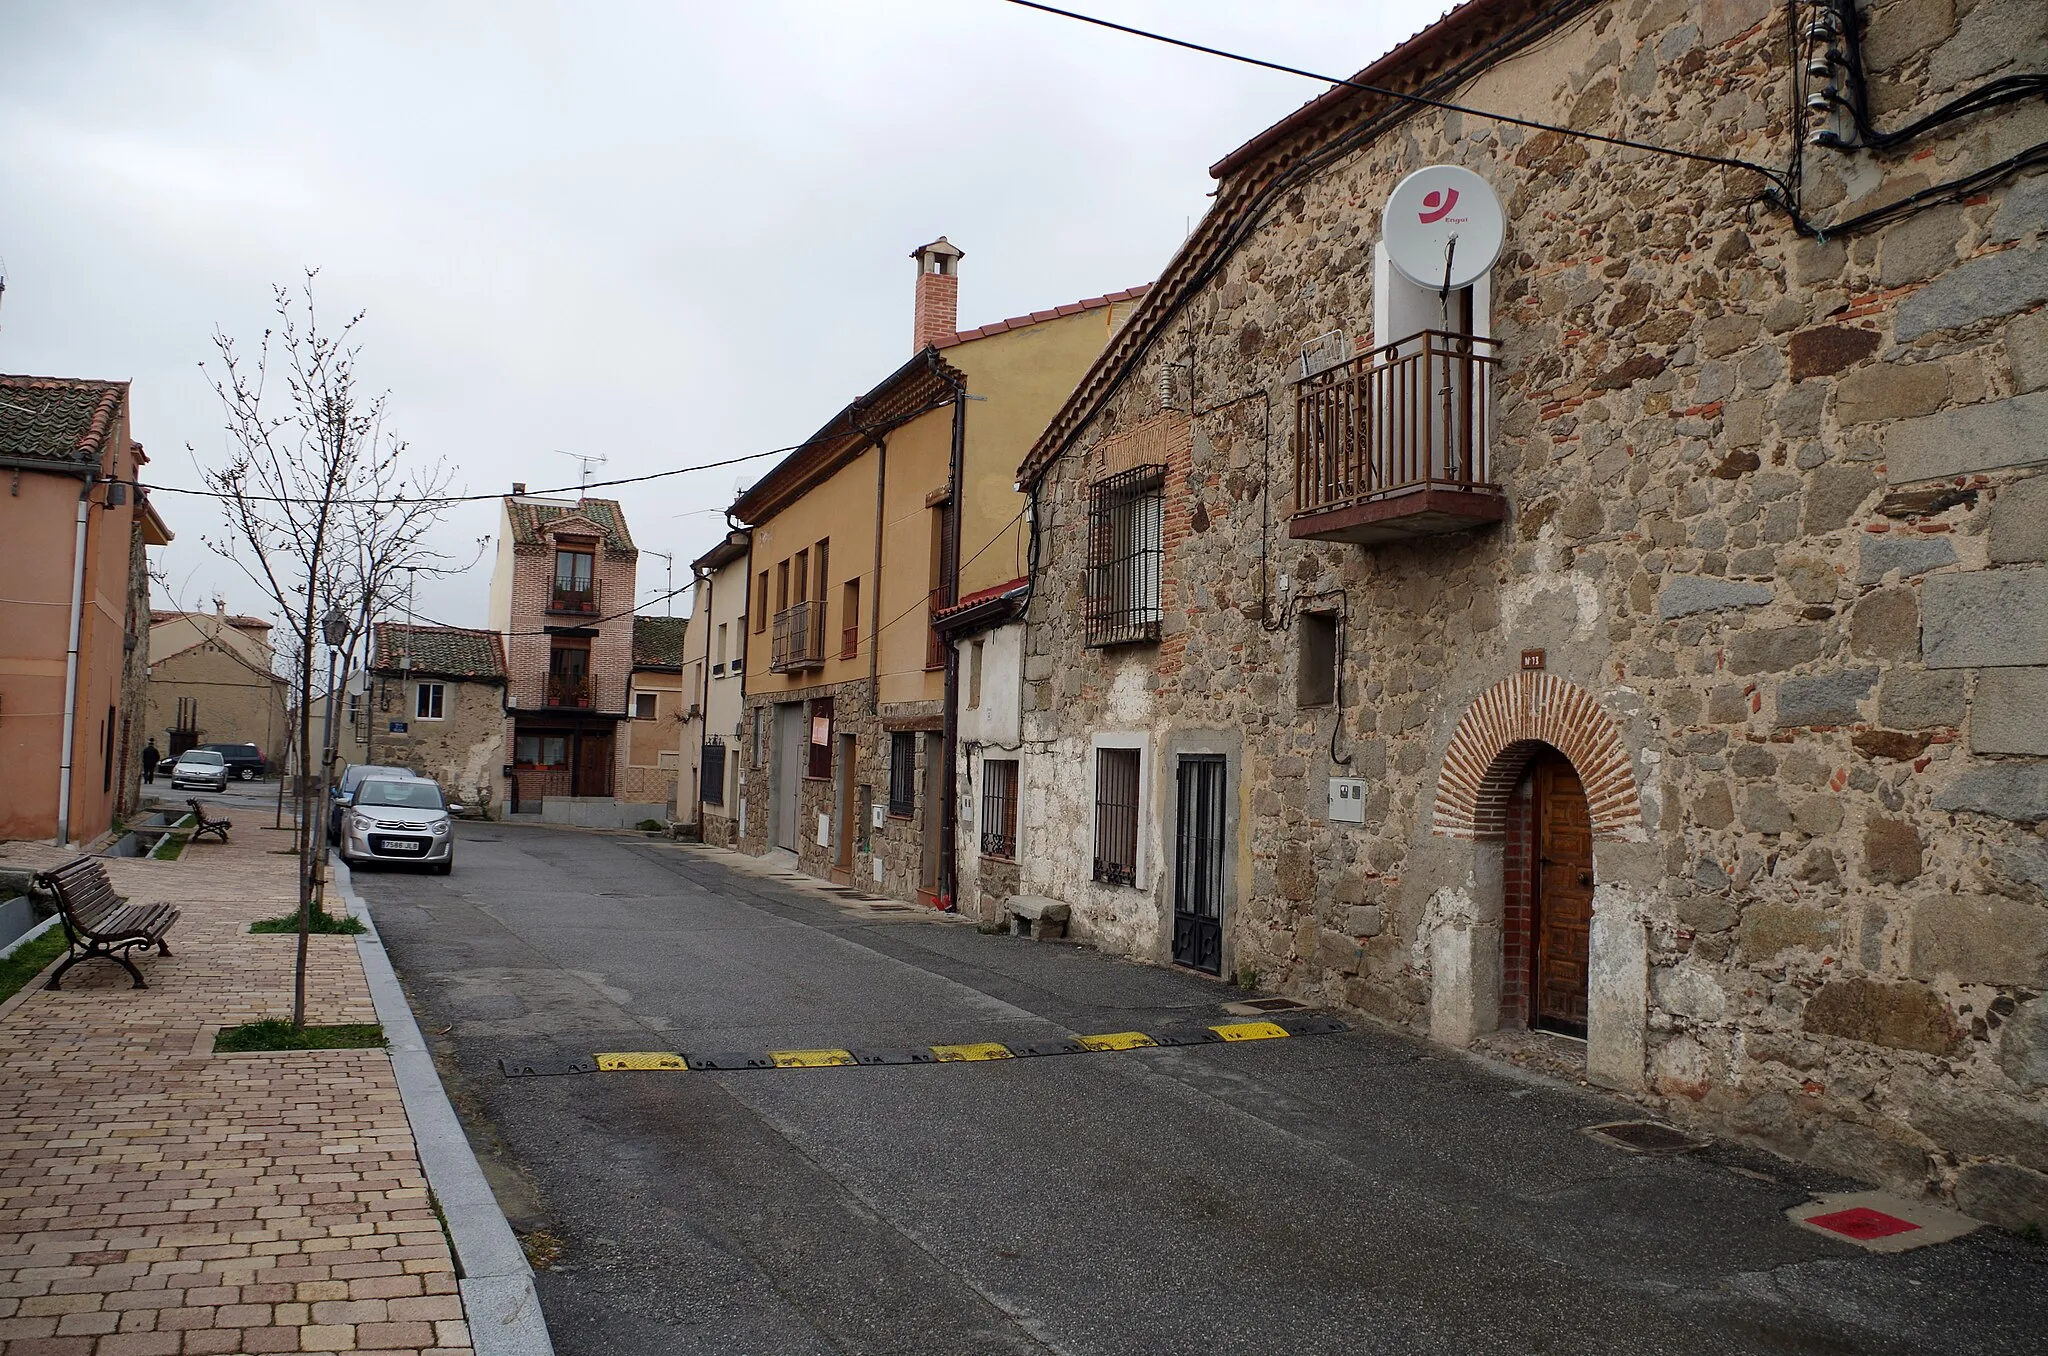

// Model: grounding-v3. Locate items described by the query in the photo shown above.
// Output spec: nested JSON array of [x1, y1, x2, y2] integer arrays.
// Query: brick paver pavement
[[0, 827, 473, 1356]]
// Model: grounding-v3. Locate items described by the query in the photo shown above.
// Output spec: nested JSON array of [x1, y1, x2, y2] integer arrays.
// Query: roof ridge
[[933, 285, 1151, 350]]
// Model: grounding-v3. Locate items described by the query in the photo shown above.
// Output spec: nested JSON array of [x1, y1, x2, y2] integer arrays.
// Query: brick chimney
[[911, 237, 964, 351]]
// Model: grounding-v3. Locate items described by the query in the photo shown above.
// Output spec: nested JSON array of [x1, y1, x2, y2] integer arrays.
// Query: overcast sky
[[1, 0, 1448, 632]]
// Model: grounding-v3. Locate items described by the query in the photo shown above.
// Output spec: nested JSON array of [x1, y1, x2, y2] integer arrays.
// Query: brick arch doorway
[[1502, 746, 1594, 1038], [1426, 673, 1649, 1091]]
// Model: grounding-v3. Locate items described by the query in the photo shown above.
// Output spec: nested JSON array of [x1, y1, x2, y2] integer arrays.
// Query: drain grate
[[1583, 1120, 1707, 1155], [1239, 997, 1310, 1012]]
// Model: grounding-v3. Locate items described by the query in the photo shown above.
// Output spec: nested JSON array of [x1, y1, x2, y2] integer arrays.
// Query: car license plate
[[384, 841, 421, 853]]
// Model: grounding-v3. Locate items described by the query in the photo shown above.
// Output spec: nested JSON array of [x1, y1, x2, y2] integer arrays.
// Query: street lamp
[[314, 605, 349, 903]]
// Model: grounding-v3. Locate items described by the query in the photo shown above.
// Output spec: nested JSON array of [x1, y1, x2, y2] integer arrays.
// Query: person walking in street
[[141, 738, 160, 784]]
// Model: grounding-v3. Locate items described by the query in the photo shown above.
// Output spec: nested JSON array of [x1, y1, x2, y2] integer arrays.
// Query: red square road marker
[[1806, 1207, 1920, 1241]]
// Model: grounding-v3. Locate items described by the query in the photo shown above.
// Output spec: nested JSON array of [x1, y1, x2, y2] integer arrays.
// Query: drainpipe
[[55, 473, 98, 846], [937, 380, 967, 912]]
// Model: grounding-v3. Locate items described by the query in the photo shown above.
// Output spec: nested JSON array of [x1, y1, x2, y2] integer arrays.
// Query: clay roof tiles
[[505, 496, 636, 557], [631, 615, 687, 671], [0, 374, 128, 466], [371, 623, 507, 680]]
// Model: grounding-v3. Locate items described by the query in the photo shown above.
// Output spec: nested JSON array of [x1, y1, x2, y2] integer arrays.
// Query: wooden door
[[1533, 754, 1593, 1037], [773, 704, 804, 852], [831, 733, 856, 882], [573, 730, 613, 797], [1172, 756, 1226, 975]]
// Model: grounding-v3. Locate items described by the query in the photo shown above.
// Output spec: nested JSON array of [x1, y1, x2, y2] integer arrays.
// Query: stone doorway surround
[[1425, 673, 1649, 1091]]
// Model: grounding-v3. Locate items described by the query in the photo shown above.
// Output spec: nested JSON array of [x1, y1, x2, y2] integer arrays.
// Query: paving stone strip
[[0, 832, 473, 1356]]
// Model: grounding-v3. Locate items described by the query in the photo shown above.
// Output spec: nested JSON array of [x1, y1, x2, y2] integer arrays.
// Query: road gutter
[[334, 854, 555, 1356]]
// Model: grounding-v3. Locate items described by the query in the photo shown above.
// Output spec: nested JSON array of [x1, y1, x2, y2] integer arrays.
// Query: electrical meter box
[[871, 804, 886, 830], [1328, 778, 1367, 824]]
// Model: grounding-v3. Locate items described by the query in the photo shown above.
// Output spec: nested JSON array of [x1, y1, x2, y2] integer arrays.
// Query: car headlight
[[430, 818, 450, 835]]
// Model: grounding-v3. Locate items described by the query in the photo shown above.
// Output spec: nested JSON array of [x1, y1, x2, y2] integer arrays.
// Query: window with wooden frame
[[979, 759, 1018, 860], [755, 572, 769, 633], [1093, 746, 1141, 885], [1084, 465, 1165, 647], [888, 731, 916, 817], [840, 577, 861, 659]]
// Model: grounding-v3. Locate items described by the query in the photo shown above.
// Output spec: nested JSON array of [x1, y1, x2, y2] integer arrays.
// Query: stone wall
[[1005, 0, 2048, 1214], [368, 678, 507, 816]]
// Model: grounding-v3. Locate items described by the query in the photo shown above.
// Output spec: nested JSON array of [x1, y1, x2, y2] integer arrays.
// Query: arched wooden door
[[1533, 752, 1593, 1037]]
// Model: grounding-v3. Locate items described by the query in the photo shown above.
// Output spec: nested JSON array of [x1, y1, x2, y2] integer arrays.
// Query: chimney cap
[[910, 236, 965, 263], [511, 481, 526, 494]]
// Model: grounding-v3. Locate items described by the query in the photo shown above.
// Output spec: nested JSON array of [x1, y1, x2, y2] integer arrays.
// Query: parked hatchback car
[[195, 742, 267, 780], [168, 749, 230, 791], [328, 763, 412, 841], [339, 776, 460, 874]]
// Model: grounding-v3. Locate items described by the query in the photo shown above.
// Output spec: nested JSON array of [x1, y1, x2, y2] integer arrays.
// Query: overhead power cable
[[1002, 0, 1795, 195]]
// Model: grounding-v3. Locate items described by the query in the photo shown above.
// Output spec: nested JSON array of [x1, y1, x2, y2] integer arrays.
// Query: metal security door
[[1173, 756, 1226, 974], [773, 703, 804, 852]]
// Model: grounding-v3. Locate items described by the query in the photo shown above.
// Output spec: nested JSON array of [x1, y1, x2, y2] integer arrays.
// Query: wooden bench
[[31, 857, 179, 990], [186, 798, 231, 843]]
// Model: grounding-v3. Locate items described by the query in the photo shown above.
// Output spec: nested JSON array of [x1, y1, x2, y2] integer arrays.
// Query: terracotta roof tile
[[631, 615, 687, 670], [932, 285, 1150, 350], [371, 623, 506, 680], [0, 374, 127, 466], [505, 496, 636, 557]]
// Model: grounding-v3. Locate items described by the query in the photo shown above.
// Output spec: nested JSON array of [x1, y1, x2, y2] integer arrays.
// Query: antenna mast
[[554, 449, 608, 493]]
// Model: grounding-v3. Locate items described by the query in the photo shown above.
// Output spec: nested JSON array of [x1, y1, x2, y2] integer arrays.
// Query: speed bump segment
[[1209, 1021, 1291, 1042], [770, 1049, 857, 1068], [929, 1042, 1015, 1062], [1076, 1031, 1158, 1052], [594, 1052, 688, 1071]]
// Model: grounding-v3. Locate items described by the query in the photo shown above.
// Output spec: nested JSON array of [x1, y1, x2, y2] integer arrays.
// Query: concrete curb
[[0, 914, 60, 961], [334, 855, 554, 1356]]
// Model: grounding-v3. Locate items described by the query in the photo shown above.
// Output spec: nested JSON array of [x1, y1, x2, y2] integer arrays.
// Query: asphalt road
[[355, 821, 2048, 1356]]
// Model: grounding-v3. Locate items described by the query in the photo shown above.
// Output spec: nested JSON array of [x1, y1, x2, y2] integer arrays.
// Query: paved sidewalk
[[0, 827, 472, 1356]]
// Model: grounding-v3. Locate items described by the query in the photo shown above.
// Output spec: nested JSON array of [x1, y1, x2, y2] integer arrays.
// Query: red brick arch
[[1432, 673, 1643, 841]]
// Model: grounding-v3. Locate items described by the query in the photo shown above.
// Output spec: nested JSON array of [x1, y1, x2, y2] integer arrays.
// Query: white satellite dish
[[1383, 165, 1505, 292]]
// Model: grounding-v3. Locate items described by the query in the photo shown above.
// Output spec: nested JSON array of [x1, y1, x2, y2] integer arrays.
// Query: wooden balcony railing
[[1292, 330, 1506, 545], [771, 600, 827, 672]]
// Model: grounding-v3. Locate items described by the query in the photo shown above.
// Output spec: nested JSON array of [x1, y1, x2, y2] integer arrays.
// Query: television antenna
[[645, 551, 675, 615], [555, 449, 608, 492]]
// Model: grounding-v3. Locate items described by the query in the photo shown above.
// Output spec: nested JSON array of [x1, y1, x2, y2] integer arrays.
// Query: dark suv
[[196, 742, 267, 780]]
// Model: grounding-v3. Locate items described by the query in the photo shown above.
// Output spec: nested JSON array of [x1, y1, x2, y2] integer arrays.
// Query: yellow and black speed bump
[[498, 1015, 1348, 1079]]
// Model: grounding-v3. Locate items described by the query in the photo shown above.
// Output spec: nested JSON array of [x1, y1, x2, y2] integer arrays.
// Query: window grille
[[979, 759, 1018, 859], [701, 738, 726, 805], [888, 731, 916, 817], [1094, 746, 1141, 885], [1085, 465, 1165, 647]]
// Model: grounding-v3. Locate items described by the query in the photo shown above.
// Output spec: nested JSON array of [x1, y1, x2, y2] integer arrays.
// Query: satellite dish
[[1383, 165, 1505, 292]]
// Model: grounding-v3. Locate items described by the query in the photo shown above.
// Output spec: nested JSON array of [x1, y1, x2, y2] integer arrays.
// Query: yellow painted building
[[733, 237, 1143, 903]]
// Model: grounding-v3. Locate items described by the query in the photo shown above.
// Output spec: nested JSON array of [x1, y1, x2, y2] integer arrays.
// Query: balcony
[[548, 585, 598, 617], [545, 677, 591, 709], [771, 600, 827, 672], [1290, 330, 1506, 546]]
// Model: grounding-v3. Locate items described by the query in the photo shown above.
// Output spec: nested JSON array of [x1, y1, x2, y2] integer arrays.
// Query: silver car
[[168, 749, 230, 791], [339, 775, 459, 874]]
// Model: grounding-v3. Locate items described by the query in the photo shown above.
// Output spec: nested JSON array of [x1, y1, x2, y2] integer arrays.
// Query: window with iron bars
[[1085, 465, 1164, 647], [1093, 746, 1140, 885], [888, 731, 917, 817], [700, 738, 726, 806], [979, 759, 1018, 860]]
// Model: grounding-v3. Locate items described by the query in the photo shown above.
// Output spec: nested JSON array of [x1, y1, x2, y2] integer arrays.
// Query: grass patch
[[214, 1019, 385, 1052], [250, 911, 367, 935], [637, 818, 666, 832], [151, 834, 188, 861], [0, 927, 68, 1005]]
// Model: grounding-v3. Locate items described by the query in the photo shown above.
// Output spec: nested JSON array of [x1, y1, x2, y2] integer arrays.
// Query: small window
[[967, 641, 983, 709], [1085, 466, 1165, 647], [980, 759, 1018, 859], [755, 573, 769, 633], [841, 578, 861, 659], [1297, 612, 1337, 707], [888, 731, 917, 817], [416, 683, 445, 720], [634, 692, 658, 720], [1094, 747, 1141, 885], [715, 623, 727, 667], [807, 696, 833, 780]]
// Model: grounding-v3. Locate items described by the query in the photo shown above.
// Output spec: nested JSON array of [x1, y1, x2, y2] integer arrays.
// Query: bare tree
[[199, 271, 461, 1026]]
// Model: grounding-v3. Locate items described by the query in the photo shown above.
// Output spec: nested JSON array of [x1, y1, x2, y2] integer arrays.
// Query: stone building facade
[[361, 624, 509, 815], [997, 0, 2048, 1224]]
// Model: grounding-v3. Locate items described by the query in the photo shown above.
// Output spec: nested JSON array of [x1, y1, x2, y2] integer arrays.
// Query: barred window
[[888, 731, 917, 817], [1085, 465, 1164, 647], [1093, 746, 1141, 885], [979, 759, 1018, 860], [701, 739, 726, 806]]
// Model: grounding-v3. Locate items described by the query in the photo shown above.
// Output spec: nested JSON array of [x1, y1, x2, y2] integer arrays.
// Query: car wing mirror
[[447, 803, 465, 814]]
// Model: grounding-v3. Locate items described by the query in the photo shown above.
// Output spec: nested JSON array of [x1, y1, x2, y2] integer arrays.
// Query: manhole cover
[[1240, 997, 1309, 1012], [1583, 1120, 1706, 1155]]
